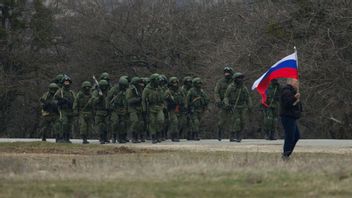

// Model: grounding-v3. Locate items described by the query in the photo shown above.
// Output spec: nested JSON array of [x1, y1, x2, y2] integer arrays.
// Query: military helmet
[[81, 81, 92, 88], [224, 66, 233, 74], [131, 77, 141, 85], [119, 77, 129, 86], [160, 74, 168, 83], [150, 73, 160, 82], [99, 79, 109, 87], [232, 72, 244, 79], [192, 77, 202, 85], [49, 83, 59, 90], [100, 72, 110, 81], [169, 77, 178, 83], [183, 76, 192, 84], [61, 74, 72, 83], [54, 74, 64, 84], [142, 77, 150, 84]]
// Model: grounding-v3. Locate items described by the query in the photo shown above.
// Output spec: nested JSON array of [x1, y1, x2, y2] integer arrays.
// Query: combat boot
[[132, 132, 141, 143], [152, 134, 158, 144], [229, 132, 236, 142], [264, 130, 270, 140], [269, 131, 277, 140], [82, 135, 89, 144], [217, 127, 223, 141], [235, 131, 242, 142], [104, 132, 110, 143], [112, 134, 117, 144], [193, 132, 200, 141], [64, 133, 72, 144]]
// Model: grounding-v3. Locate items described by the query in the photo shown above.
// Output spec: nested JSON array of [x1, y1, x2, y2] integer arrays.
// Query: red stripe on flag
[[256, 68, 298, 107]]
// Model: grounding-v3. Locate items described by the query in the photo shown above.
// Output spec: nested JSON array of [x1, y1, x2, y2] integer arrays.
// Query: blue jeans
[[281, 116, 300, 157]]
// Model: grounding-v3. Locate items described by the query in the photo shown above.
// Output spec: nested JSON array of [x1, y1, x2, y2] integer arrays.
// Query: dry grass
[[1, 142, 352, 197]]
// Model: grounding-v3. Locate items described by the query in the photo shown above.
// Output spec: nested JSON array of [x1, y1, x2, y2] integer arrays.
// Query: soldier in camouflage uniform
[[164, 77, 186, 142], [126, 77, 145, 143], [224, 73, 252, 142], [141, 77, 150, 140], [73, 81, 94, 144], [159, 75, 169, 141], [263, 79, 281, 140], [142, 73, 165, 144], [181, 76, 193, 140], [54, 75, 75, 143], [39, 83, 59, 141], [214, 66, 234, 141], [100, 72, 112, 141], [185, 77, 209, 141], [110, 77, 129, 143], [91, 79, 110, 144]]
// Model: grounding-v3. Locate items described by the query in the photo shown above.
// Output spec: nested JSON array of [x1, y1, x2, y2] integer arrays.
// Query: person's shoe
[[281, 154, 290, 161], [152, 135, 158, 144], [83, 139, 89, 144], [235, 139, 242, 143], [118, 140, 127, 144], [41, 138, 46, 142]]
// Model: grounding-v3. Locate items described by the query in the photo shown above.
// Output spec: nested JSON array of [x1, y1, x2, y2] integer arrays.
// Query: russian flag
[[252, 51, 298, 107]]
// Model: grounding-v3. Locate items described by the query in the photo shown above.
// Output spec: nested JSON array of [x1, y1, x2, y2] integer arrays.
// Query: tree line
[[0, 0, 351, 138]]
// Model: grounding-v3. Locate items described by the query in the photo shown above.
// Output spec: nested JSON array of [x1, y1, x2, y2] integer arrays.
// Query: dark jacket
[[279, 84, 302, 119]]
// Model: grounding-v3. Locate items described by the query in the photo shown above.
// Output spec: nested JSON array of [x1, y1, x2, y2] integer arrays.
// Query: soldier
[[214, 66, 234, 141], [185, 77, 209, 141], [263, 79, 281, 140], [54, 75, 75, 143], [91, 79, 110, 144], [73, 81, 94, 144], [126, 77, 145, 143], [142, 73, 165, 144], [164, 77, 185, 142], [141, 77, 150, 140], [39, 83, 59, 141], [159, 74, 169, 141], [100, 72, 112, 140], [181, 76, 193, 140], [224, 73, 252, 142], [110, 77, 129, 143]]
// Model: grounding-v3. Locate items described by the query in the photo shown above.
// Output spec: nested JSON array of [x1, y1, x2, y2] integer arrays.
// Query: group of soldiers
[[39, 67, 281, 144]]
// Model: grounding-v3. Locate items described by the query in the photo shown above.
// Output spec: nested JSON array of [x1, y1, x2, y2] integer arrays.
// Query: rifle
[[92, 75, 103, 96]]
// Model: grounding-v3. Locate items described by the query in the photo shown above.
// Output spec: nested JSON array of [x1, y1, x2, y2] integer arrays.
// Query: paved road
[[1, 138, 352, 153]]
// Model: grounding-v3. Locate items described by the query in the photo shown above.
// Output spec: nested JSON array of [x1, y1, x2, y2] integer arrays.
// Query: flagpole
[[293, 46, 300, 106]]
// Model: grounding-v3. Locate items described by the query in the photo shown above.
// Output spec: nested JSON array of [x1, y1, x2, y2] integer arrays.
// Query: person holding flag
[[252, 48, 302, 160]]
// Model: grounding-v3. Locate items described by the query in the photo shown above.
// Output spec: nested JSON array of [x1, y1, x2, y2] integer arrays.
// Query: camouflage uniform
[[185, 78, 209, 140], [180, 76, 193, 140], [224, 73, 252, 142], [110, 78, 129, 143], [39, 83, 59, 141], [91, 80, 110, 144], [214, 67, 234, 141], [100, 72, 112, 141], [263, 80, 281, 140], [54, 75, 75, 143], [126, 77, 145, 143], [164, 77, 186, 142], [73, 81, 94, 144], [142, 73, 165, 143], [159, 75, 169, 141]]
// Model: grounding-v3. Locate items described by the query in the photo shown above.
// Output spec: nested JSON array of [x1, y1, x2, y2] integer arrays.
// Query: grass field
[[1, 142, 352, 198]]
